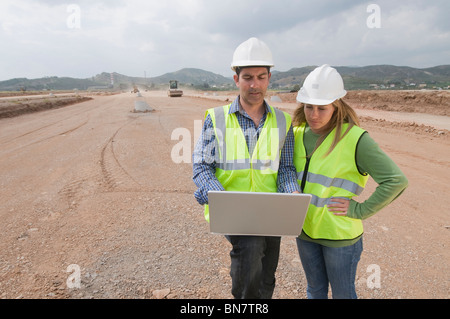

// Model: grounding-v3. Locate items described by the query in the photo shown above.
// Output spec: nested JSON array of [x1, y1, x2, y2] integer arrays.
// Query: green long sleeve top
[[299, 125, 409, 247]]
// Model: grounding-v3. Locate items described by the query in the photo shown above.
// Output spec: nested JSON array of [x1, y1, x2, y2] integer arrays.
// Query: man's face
[[233, 67, 271, 108]]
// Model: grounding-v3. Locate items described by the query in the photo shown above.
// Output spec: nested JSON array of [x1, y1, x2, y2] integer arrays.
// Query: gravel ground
[[0, 91, 448, 300]]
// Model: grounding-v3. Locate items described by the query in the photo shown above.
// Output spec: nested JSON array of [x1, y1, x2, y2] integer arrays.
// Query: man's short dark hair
[[235, 66, 271, 77]]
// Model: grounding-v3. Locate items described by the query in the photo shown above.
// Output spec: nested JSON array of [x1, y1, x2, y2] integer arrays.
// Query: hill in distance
[[270, 65, 450, 90], [1, 65, 449, 92]]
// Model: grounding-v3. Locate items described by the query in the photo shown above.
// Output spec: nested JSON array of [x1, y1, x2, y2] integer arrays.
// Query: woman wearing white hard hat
[[292, 64, 408, 299]]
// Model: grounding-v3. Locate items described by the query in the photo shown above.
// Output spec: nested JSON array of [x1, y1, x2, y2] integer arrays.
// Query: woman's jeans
[[296, 237, 363, 299], [225, 235, 281, 299]]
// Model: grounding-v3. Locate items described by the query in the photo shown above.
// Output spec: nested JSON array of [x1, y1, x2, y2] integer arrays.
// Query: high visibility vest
[[293, 123, 369, 240], [204, 103, 291, 221]]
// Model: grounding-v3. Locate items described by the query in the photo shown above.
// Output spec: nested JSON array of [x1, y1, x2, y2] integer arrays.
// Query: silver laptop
[[208, 191, 311, 236]]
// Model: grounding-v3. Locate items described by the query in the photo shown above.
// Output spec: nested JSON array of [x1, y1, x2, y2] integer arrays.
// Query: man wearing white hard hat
[[193, 37, 300, 299], [292, 64, 408, 298]]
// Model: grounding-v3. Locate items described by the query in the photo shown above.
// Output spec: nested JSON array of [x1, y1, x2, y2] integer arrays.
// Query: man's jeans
[[296, 237, 363, 299], [225, 235, 281, 299]]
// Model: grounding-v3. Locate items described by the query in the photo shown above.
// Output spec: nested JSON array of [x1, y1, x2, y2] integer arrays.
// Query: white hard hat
[[231, 37, 274, 71], [296, 64, 347, 105]]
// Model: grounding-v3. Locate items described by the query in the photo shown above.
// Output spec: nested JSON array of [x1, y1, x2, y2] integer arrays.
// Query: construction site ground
[[0, 90, 448, 299]]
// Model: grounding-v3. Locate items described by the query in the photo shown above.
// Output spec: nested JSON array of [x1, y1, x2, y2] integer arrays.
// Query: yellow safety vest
[[204, 103, 291, 221], [293, 123, 369, 240]]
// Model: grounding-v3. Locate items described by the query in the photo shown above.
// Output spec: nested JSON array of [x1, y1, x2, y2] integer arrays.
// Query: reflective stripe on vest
[[297, 172, 365, 207], [293, 123, 369, 240], [203, 103, 291, 221]]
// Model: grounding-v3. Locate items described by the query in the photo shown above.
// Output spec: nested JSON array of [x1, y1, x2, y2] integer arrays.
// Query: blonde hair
[[292, 99, 361, 157]]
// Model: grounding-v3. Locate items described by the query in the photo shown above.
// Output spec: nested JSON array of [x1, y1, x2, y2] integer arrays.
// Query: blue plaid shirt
[[192, 96, 300, 205]]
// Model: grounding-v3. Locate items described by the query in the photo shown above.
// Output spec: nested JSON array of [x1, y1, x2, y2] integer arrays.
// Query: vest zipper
[[301, 157, 310, 192]]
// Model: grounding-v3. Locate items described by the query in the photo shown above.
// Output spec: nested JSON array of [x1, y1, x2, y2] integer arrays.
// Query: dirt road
[[0, 91, 448, 299]]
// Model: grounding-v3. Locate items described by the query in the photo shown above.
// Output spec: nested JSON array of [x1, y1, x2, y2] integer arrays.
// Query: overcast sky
[[0, 0, 449, 81]]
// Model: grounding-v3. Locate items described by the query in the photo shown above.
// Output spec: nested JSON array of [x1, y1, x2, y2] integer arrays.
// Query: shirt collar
[[229, 95, 272, 115]]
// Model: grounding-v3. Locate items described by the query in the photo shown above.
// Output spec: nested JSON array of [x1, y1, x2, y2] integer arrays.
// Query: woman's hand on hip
[[328, 198, 350, 216]]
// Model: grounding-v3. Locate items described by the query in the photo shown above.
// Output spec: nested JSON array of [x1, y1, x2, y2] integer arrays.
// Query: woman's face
[[304, 103, 335, 135]]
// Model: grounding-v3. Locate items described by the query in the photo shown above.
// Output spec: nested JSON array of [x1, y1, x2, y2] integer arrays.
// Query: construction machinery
[[167, 80, 183, 97]]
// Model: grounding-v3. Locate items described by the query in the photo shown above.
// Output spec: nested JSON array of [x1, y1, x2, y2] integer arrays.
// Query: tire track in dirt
[[18, 119, 89, 148], [0, 119, 90, 160], [58, 178, 89, 210], [0, 97, 96, 144], [58, 124, 141, 210], [99, 120, 142, 193], [0, 117, 88, 144], [145, 188, 193, 195], [58, 120, 89, 136], [58, 98, 179, 210]]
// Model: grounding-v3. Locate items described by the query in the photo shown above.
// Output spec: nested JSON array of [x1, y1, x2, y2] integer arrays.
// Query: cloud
[[265, 1, 450, 70], [0, 0, 448, 80]]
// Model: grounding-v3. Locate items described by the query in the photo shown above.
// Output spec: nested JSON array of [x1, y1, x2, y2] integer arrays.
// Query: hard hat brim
[[296, 90, 347, 105], [231, 61, 274, 71]]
